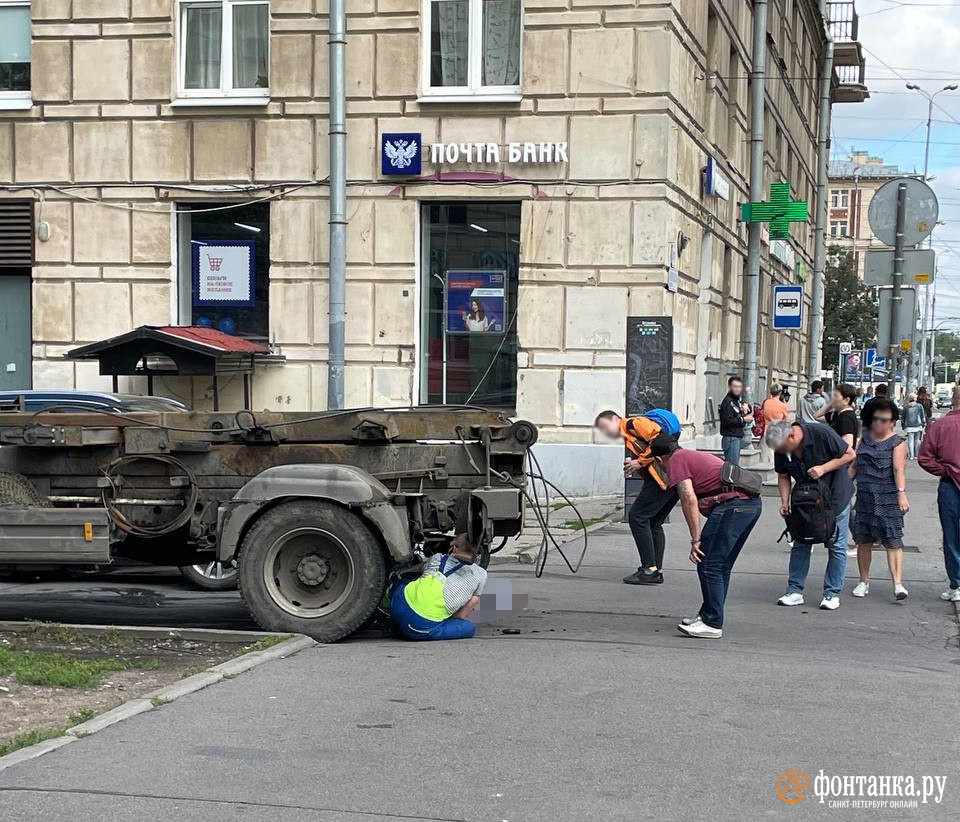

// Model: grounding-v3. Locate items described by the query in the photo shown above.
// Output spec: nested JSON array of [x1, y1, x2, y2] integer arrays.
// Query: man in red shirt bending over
[[658, 441, 763, 639], [918, 387, 960, 602]]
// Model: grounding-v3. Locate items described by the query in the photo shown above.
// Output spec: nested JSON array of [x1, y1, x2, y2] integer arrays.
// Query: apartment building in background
[[827, 149, 907, 278], [0, 0, 866, 491]]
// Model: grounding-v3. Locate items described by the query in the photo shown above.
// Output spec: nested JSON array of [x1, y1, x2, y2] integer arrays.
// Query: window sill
[[171, 96, 270, 108], [0, 98, 32, 111], [417, 93, 522, 105]]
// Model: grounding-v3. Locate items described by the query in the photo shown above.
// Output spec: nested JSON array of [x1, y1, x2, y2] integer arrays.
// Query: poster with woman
[[445, 271, 506, 334]]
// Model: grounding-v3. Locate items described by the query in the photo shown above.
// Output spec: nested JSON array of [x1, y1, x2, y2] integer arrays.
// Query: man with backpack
[[595, 408, 681, 585], [765, 420, 856, 611]]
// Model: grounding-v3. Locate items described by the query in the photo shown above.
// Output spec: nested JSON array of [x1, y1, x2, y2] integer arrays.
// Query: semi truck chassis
[[0, 407, 536, 641]]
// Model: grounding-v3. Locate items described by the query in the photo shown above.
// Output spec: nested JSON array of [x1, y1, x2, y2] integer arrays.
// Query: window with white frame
[[177, 0, 269, 100], [423, 0, 522, 100], [829, 219, 846, 238], [0, 0, 31, 109], [829, 188, 849, 209]]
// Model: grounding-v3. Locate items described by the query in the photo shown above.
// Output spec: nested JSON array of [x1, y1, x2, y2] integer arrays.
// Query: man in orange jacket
[[595, 410, 679, 584]]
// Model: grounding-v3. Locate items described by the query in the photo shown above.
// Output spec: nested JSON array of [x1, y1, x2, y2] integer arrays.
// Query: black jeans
[[627, 479, 679, 569], [696, 497, 762, 628]]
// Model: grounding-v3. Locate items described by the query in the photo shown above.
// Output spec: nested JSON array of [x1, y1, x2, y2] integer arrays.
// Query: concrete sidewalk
[[0, 463, 956, 821]]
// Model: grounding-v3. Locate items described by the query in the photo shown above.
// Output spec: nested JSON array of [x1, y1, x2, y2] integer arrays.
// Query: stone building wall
[[0, 0, 827, 444]]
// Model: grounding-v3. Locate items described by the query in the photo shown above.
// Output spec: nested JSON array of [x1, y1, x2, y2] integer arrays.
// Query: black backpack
[[783, 478, 836, 545]]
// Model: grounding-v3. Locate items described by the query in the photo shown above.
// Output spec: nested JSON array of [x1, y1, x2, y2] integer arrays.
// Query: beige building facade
[[827, 150, 909, 279], [0, 0, 865, 490]]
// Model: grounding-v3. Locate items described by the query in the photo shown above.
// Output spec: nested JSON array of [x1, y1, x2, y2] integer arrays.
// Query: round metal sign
[[867, 177, 938, 247]]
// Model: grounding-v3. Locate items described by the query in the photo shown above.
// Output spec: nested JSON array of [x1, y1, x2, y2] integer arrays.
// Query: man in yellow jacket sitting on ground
[[387, 534, 486, 640]]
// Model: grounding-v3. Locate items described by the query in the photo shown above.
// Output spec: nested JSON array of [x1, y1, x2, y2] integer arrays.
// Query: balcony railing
[[835, 63, 865, 86], [828, 1, 859, 42]]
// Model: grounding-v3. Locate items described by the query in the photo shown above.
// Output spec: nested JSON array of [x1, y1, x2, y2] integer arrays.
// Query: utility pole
[[889, 181, 908, 398], [326, 0, 347, 409], [908, 82, 957, 390], [742, 0, 767, 403], [807, 2, 834, 383]]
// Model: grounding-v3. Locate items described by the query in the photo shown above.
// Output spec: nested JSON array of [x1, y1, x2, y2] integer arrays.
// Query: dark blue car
[[0, 391, 187, 414]]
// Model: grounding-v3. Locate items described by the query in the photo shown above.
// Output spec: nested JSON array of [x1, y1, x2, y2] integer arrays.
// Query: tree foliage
[[821, 247, 877, 370]]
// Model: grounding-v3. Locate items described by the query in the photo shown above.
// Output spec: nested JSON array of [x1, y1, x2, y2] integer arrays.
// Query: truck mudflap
[[216, 464, 412, 563], [0, 507, 111, 565]]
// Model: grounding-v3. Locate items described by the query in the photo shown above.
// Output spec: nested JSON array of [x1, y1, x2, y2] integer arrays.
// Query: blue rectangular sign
[[772, 285, 803, 329], [865, 347, 887, 372], [381, 132, 421, 176]]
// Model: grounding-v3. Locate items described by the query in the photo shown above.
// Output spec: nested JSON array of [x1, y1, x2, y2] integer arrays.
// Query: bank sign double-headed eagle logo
[[381, 132, 422, 176]]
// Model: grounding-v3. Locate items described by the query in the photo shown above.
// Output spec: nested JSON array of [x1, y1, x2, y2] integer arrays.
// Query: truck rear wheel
[[238, 500, 387, 642]]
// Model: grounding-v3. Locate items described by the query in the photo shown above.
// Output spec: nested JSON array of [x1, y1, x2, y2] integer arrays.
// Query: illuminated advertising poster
[[445, 270, 506, 334]]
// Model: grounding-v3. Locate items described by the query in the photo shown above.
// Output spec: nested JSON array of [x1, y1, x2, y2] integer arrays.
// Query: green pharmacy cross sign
[[739, 182, 809, 240]]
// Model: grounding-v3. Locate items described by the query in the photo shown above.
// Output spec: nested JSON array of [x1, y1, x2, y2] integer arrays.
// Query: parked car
[[0, 390, 236, 590], [0, 390, 187, 414]]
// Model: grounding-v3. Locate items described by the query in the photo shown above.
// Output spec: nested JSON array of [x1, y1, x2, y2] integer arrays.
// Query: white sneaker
[[819, 596, 840, 610], [777, 592, 804, 606], [940, 587, 960, 602], [852, 582, 869, 597], [895, 584, 909, 601], [846, 547, 858, 557], [680, 616, 700, 626], [677, 618, 722, 639]]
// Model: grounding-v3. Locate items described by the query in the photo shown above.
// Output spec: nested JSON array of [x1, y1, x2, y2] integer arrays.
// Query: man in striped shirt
[[388, 534, 487, 640]]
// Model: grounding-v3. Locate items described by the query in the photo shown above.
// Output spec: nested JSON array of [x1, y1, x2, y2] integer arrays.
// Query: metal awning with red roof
[[67, 326, 283, 410]]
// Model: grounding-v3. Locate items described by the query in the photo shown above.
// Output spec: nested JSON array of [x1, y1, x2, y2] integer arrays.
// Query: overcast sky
[[832, 0, 960, 330]]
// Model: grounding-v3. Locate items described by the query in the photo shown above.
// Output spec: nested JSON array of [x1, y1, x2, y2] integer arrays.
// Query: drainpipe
[[807, 2, 833, 381], [742, 0, 767, 402], [326, 0, 347, 409]]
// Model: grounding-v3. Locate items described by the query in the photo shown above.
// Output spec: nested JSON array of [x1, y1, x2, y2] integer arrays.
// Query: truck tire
[[0, 472, 49, 506], [179, 560, 239, 591], [238, 500, 387, 642]]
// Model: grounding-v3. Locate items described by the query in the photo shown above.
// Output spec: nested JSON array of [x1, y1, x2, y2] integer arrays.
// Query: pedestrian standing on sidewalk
[[860, 383, 889, 428], [822, 383, 861, 557], [658, 442, 762, 639], [916, 386, 933, 430], [798, 380, 828, 423], [918, 387, 960, 603], [851, 399, 910, 601], [762, 385, 790, 424], [594, 410, 680, 585], [902, 394, 925, 460], [766, 420, 856, 610], [719, 376, 753, 465]]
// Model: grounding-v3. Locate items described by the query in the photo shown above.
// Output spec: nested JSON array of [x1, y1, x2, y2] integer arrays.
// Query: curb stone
[[0, 633, 316, 772]]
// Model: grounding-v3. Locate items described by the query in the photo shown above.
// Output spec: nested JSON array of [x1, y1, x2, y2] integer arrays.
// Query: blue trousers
[[786, 503, 850, 598], [721, 435, 742, 465], [388, 580, 476, 641], [696, 497, 762, 628], [937, 480, 960, 589]]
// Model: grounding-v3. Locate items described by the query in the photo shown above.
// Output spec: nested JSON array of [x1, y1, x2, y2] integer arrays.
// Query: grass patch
[[0, 647, 158, 689], [239, 634, 292, 655], [68, 708, 95, 726], [0, 727, 66, 757], [150, 696, 169, 708], [0, 706, 98, 757], [560, 516, 608, 531]]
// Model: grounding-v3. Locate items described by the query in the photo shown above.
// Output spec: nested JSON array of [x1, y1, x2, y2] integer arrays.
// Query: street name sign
[[864, 249, 935, 287], [876, 287, 917, 353]]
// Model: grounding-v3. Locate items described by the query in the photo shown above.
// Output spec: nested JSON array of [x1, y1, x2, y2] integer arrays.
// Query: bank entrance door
[[0, 275, 31, 390]]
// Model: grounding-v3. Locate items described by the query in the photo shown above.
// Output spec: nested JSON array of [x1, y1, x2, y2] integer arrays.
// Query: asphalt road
[[0, 464, 958, 820]]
